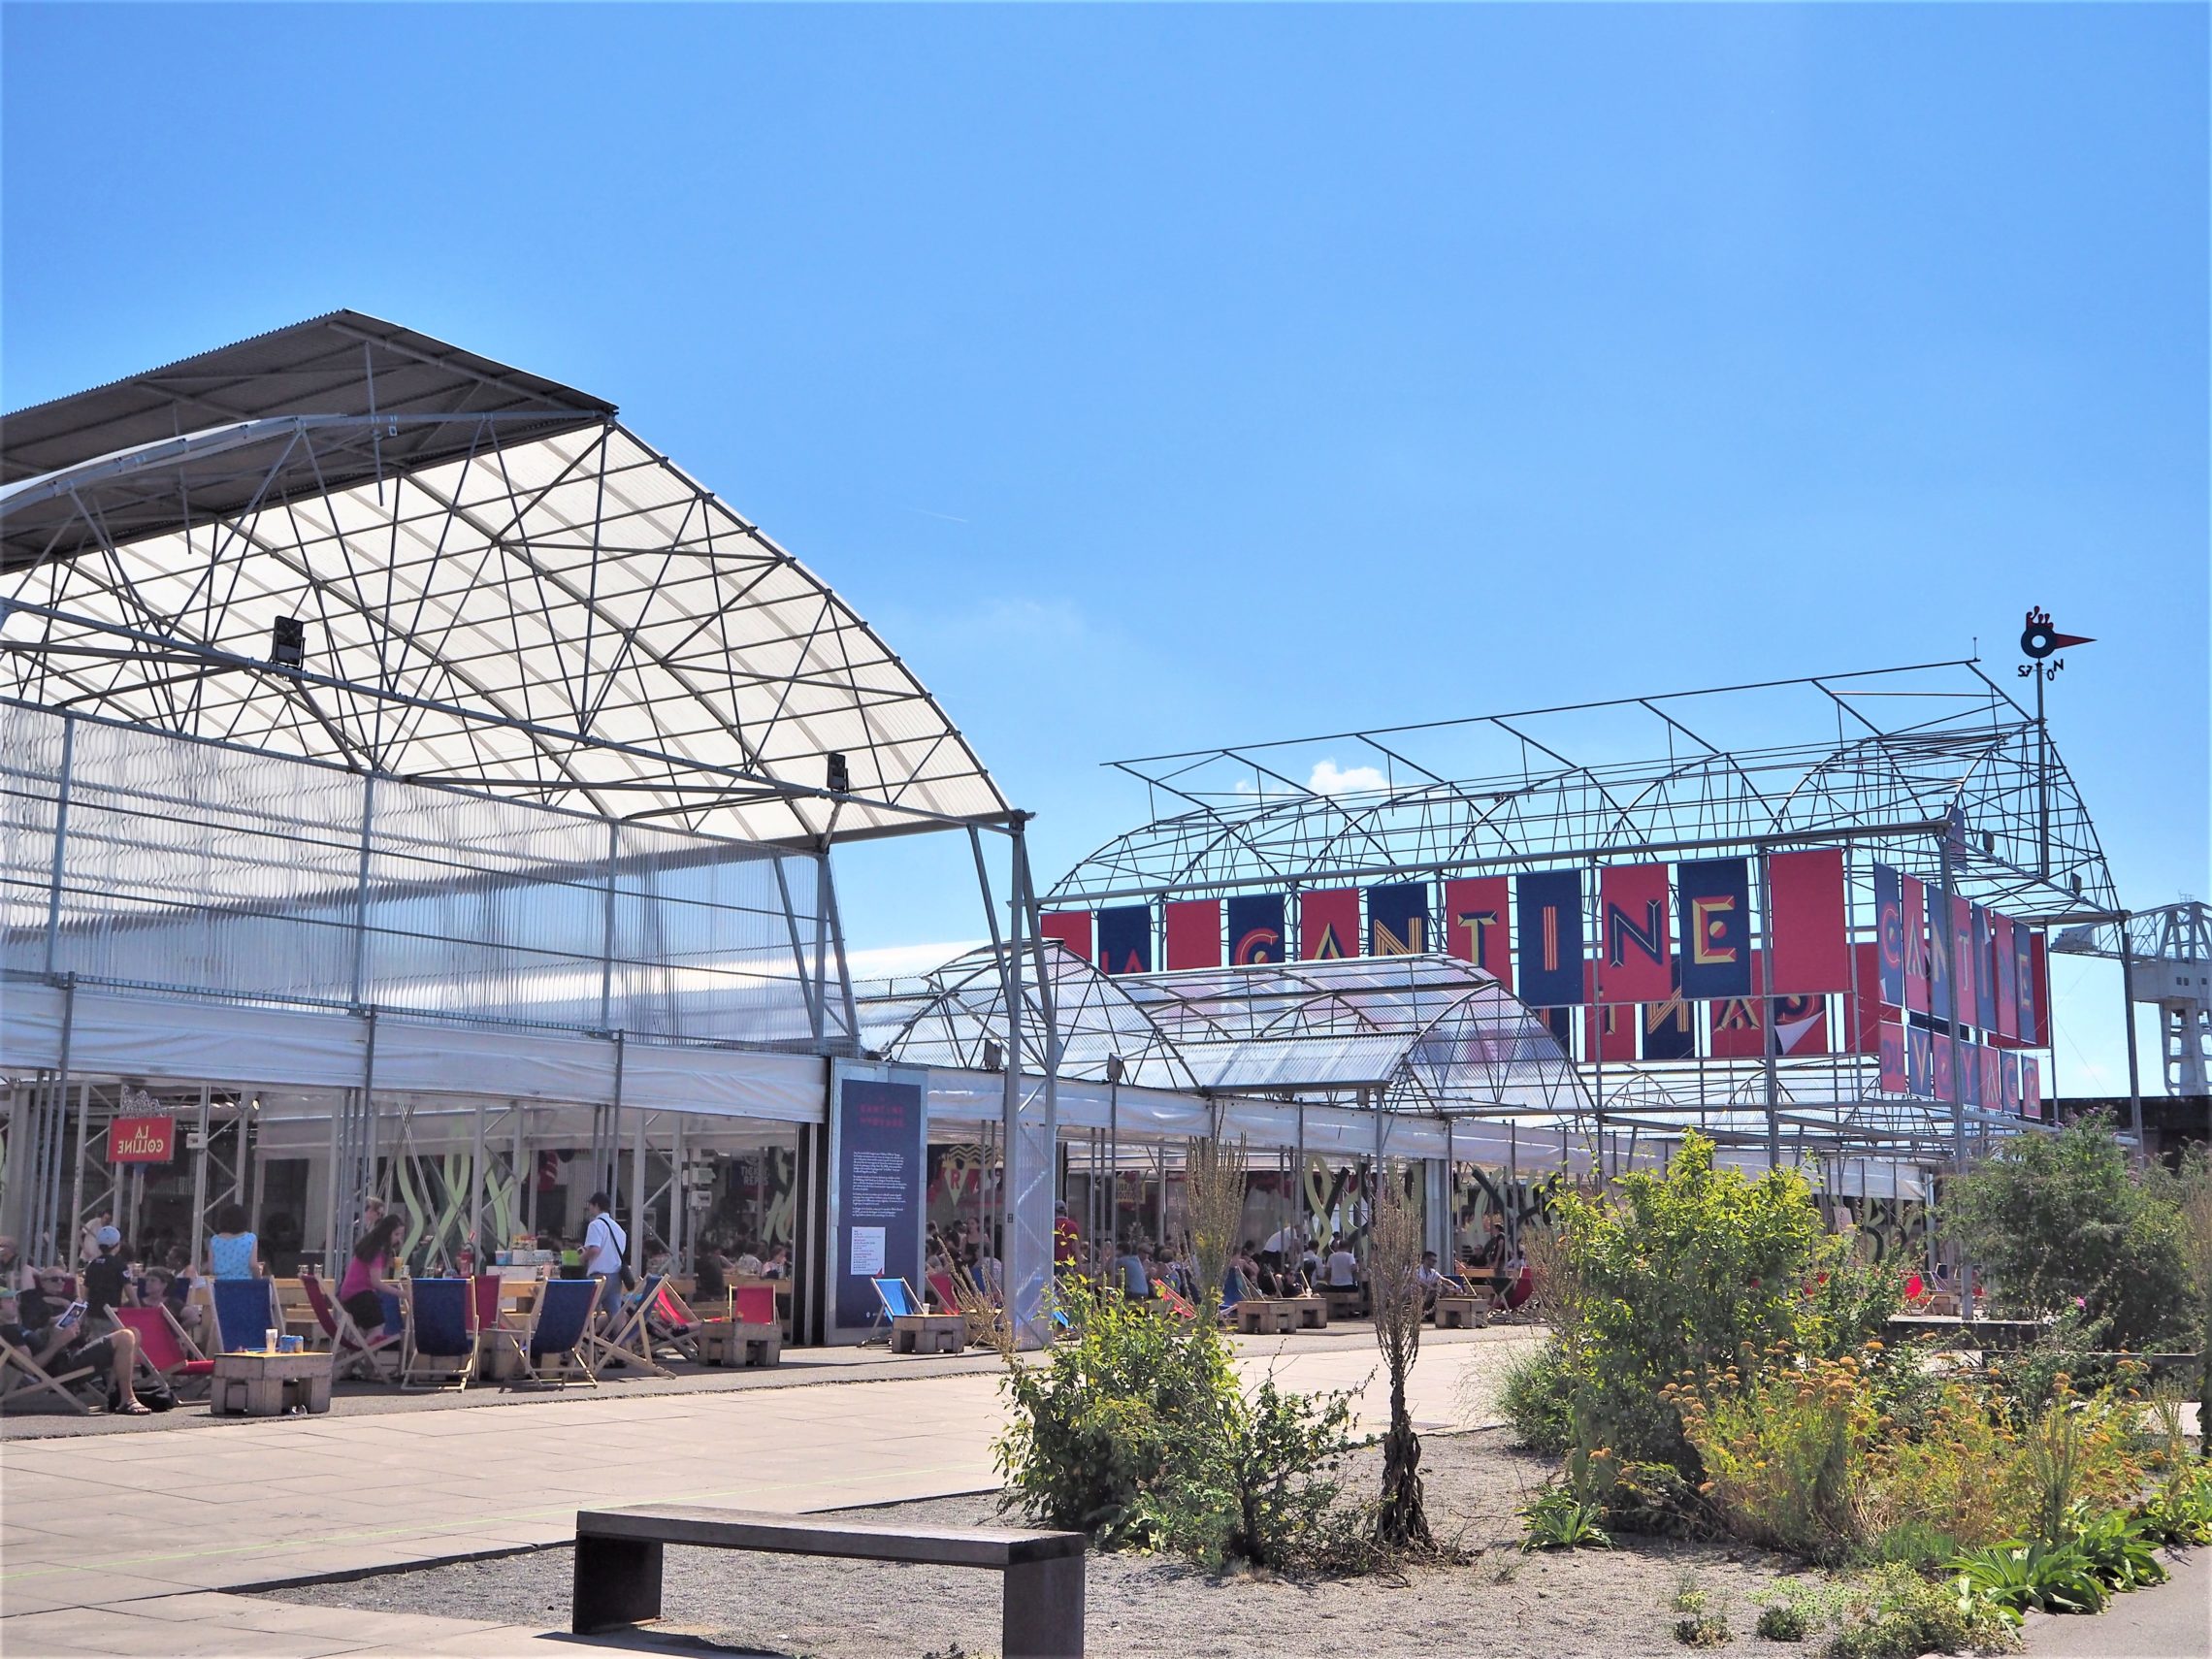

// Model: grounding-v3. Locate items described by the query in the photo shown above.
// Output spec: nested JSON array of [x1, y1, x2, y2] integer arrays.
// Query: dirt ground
[[263, 1427, 1817, 1658]]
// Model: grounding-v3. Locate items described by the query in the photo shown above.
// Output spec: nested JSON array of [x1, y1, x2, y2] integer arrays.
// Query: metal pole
[[1294, 1100, 1307, 1249], [608, 1032, 627, 1203], [2119, 919, 2144, 1165], [1757, 849, 1781, 1170], [469, 1098, 486, 1262], [2035, 666, 2050, 880], [600, 819, 620, 1034], [350, 775, 376, 1006], [56, 983, 81, 1261], [189, 1084, 211, 1269], [1938, 832, 1964, 1166], [628, 1110, 648, 1273], [43, 713, 74, 976]]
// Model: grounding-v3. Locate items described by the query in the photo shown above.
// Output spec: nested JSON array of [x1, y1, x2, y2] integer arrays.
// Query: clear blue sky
[[5, 4, 2204, 1094]]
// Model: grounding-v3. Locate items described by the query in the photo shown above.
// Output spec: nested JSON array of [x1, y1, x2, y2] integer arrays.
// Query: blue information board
[[830, 1063, 927, 1332]]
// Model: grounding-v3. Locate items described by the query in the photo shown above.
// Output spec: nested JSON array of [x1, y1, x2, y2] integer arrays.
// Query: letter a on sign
[[1300, 889, 1360, 961], [1676, 858, 1752, 999], [1598, 863, 1672, 1004]]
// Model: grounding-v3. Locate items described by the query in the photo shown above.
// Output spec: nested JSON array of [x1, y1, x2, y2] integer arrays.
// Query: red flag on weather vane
[[2018, 607, 2092, 683]]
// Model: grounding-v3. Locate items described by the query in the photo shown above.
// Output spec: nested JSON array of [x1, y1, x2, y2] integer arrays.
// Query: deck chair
[[211, 1278, 281, 1354], [591, 1275, 674, 1377], [731, 1284, 777, 1327], [112, 1305, 215, 1399], [927, 1271, 960, 1313], [868, 1276, 922, 1342], [298, 1270, 399, 1382], [1154, 1282, 1199, 1320], [0, 1330, 97, 1415], [647, 1279, 710, 1362], [400, 1278, 477, 1391], [521, 1276, 600, 1386]]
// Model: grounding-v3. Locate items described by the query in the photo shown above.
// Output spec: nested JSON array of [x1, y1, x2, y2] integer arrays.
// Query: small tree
[[1186, 1132, 1248, 1314], [1370, 1162, 1434, 1550], [1944, 1114, 2194, 1351]]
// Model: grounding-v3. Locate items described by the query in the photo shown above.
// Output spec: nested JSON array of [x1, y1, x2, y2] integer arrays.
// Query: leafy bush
[[1669, 1352, 1876, 1561], [1943, 1115, 2194, 1351], [1499, 1341, 1577, 1456], [994, 1281, 1360, 1571], [1545, 1134, 1897, 1475], [2063, 1503, 2167, 1591], [1518, 1483, 1612, 1552], [2132, 1464, 2212, 1545], [1669, 1577, 1732, 1647], [1823, 1564, 2021, 1659], [1947, 1538, 2107, 1615]]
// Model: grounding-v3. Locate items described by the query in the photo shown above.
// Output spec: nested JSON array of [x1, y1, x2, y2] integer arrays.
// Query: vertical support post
[[43, 712, 75, 976], [1508, 1122, 1520, 1260], [2119, 918, 2144, 1165], [350, 775, 376, 1007], [1938, 832, 1963, 1167], [608, 1032, 627, 1206], [1757, 846, 1781, 1171], [470, 1098, 486, 1259], [189, 1084, 211, 1269], [819, 851, 862, 1052], [55, 983, 81, 1263], [628, 1110, 648, 1274], [1293, 1101, 1306, 1249], [600, 820, 620, 1034]]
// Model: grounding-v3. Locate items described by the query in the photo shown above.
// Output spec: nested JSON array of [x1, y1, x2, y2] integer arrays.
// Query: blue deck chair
[[523, 1277, 600, 1386], [400, 1278, 476, 1391], [211, 1278, 280, 1354]]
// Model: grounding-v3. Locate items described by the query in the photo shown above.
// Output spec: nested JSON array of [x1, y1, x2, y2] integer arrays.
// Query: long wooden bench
[[572, 1504, 1085, 1658]]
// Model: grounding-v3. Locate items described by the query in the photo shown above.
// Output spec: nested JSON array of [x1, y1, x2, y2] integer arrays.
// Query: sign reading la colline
[[108, 1115, 176, 1163]]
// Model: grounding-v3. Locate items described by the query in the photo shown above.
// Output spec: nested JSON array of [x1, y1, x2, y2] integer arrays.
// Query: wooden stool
[[1288, 1296, 1329, 1330], [210, 1350, 333, 1416], [699, 1320, 783, 1367], [891, 1314, 966, 1355], [1320, 1285, 1366, 1321], [1432, 1294, 1487, 1330]]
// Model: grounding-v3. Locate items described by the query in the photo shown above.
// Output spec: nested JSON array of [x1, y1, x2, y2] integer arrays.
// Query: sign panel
[[1163, 899, 1222, 971], [1927, 888, 1954, 1025], [1442, 876, 1513, 990], [1853, 941, 1887, 1054], [1872, 862, 1906, 1007], [1877, 1021, 1907, 1094], [2029, 932, 2051, 1047], [1676, 858, 1752, 999], [1367, 881, 1430, 957], [829, 1063, 927, 1335], [1932, 1037, 1957, 1105], [1038, 911, 1093, 963], [1769, 848, 1851, 992], [1097, 905, 1153, 976], [1972, 905, 1998, 1032], [2001, 1050, 2022, 1115], [1902, 873, 1931, 1015], [1597, 863, 1673, 1004], [1583, 965, 1636, 1061], [1515, 868, 1585, 1006], [1773, 992, 1827, 1057], [2013, 924, 2037, 1046], [1980, 1044, 2002, 1115], [1992, 915, 2019, 1044], [1300, 889, 1360, 961], [1642, 959, 1697, 1060], [109, 1115, 176, 1163], [1951, 896, 1977, 1033], [1906, 1025, 1934, 1099], [1226, 894, 1285, 965], [2022, 1056, 2042, 1120]]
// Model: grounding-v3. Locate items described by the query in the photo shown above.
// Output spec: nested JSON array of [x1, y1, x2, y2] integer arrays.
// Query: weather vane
[[2018, 607, 2092, 682]]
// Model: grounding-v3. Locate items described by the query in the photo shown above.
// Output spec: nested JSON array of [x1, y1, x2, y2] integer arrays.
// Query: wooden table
[[891, 1314, 965, 1355], [1319, 1285, 1366, 1320], [211, 1350, 333, 1416], [1286, 1295, 1329, 1331], [1432, 1293, 1487, 1330], [1235, 1299, 1296, 1336], [697, 1318, 782, 1368]]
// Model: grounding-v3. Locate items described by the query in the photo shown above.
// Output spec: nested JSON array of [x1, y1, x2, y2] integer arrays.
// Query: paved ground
[[0, 1325, 1537, 1657], [2022, 1545, 2212, 1658]]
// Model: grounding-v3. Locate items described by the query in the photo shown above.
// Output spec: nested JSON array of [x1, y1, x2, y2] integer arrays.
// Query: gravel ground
[[262, 1428, 1814, 1658]]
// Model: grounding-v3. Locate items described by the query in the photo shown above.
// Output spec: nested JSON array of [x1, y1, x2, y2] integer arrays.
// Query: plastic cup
[[265, 1327, 279, 1352]]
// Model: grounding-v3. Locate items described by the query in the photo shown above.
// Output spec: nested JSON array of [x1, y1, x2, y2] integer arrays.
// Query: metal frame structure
[[1049, 662, 2123, 1165]]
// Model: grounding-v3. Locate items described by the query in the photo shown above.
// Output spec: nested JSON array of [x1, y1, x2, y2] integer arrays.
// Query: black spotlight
[[271, 615, 307, 671], [826, 752, 851, 795]]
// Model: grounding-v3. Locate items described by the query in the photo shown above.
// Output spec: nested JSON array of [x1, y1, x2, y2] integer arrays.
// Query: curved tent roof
[[0, 312, 1010, 847]]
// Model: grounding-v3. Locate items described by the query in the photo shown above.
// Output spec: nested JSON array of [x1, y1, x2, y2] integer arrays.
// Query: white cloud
[[842, 939, 988, 980], [1306, 759, 1387, 796]]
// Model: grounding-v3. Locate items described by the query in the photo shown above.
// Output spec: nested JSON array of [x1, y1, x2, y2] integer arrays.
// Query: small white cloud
[[843, 939, 988, 979], [1307, 759, 1387, 796]]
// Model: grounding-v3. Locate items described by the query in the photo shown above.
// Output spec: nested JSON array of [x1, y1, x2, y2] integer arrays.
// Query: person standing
[[81, 1226, 130, 1322], [581, 1192, 628, 1326]]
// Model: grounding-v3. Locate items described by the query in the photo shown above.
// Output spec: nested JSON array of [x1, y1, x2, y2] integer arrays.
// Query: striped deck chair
[[1154, 1282, 1199, 1320], [298, 1271, 399, 1382], [400, 1278, 477, 1391], [0, 1330, 96, 1415], [591, 1275, 673, 1377], [112, 1305, 215, 1399], [521, 1276, 600, 1386]]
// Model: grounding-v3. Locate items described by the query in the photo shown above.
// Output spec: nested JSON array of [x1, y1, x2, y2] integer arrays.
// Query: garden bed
[[260, 1428, 1814, 1657]]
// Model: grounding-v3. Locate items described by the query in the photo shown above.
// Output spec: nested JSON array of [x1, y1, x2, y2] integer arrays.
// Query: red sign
[[1038, 911, 1092, 963], [1162, 899, 1223, 971], [109, 1115, 176, 1163], [1596, 862, 1673, 1004], [1768, 848, 1851, 993], [1299, 889, 1360, 961]]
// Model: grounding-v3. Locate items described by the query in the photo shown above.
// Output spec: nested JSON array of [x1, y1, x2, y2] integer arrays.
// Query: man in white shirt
[[1323, 1242, 1360, 1287], [581, 1191, 628, 1325]]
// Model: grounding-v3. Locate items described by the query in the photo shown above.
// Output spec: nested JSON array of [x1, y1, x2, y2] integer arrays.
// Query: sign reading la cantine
[[108, 1115, 176, 1163]]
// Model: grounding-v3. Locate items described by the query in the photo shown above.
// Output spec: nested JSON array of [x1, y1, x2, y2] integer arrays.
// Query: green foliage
[[1669, 1577, 1732, 1647], [1499, 1340, 1577, 1456], [1943, 1115, 2194, 1351], [2063, 1503, 2167, 1590], [1947, 1538, 2107, 1615], [1822, 1564, 2021, 1659], [993, 1282, 1360, 1571], [2132, 1463, 2212, 1545], [1668, 1352, 1875, 1561], [1755, 1598, 1812, 1642], [1518, 1484, 1612, 1552], [1546, 1134, 1898, 1474]]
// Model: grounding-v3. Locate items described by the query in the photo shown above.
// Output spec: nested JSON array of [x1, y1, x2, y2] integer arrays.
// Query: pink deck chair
[[299, 1269, 399, 1382], [112, 1305, 214, 1399]]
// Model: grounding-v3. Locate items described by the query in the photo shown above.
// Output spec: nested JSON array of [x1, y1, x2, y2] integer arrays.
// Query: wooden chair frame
[[0, 1331, 98, 1415], [111, 1303, 214, 1400], [399, 1280, 479, 1392]]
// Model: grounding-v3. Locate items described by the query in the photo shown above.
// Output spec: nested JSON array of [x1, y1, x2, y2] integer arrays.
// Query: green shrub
[[1518, 1483, 1611, 1551], [1943, 1115, 2195, 1351], [2132, 1463, 2212, 1545], [2064, 1503, 2167, 1590], [1823, 1564, 2020, 1659], [1749, 1578, 1836, 1643], [1499, 1340, 1576, 1456], [1947, 1538, 2107, 1615], [1548, 1134, 1898, 1476], [994, 1281, 1360, 1571], [1669, 1577, 1732, 1647]]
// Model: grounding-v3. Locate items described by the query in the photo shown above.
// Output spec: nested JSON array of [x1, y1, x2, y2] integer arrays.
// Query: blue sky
[[5, 4, 2204, 1094]]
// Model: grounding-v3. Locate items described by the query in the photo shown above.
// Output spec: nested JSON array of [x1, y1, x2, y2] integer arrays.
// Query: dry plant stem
[[1186, 1132, 1248, 1317], [1371, 1160, 1434, 1551]]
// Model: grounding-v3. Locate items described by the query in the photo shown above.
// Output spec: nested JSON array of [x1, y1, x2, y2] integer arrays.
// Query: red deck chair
[[731, 1285, 776, 1326], [299, 1269, 399, 1382], [112, 1305, 214, 1399], [1154, 1282, 1199, 1320], [927, 1271, 960, 1313]]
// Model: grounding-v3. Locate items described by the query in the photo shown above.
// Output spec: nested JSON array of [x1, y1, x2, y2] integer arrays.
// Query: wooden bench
[[1234, 1298, 1296, 1335], [573, 1504, 1085, 1658], [1432, 1293, 1488, 1330], [892, 1312, 965, 1354], [1319, 1285, 1366, 1320], [696, 1317, 781, 1368], [1286, 1294, 1329, 1330]]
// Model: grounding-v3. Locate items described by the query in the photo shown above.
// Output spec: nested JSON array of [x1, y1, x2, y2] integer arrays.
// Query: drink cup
[[265, 1327, 280, 1352]]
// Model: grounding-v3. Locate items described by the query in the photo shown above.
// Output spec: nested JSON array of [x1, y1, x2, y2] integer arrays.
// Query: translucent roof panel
[[1, 317, 1010, 848]]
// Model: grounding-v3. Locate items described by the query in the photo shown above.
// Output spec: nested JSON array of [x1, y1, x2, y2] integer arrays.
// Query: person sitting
[[759, 1244, 790, 1281], [1415, 1251, 1466, 1311], [205, 1204, 262, 1281], [732, 1237, 764, 1277], [1323, 1240, 1360, 1288], [81, 1226, 131, 1324], [3, 1280, 150, 1414], [0, 1235, 30, 1293], [340, 1214, 405, 1345], [1113, 1236, 1151, 1300], [692, 1246, 729, 1307]]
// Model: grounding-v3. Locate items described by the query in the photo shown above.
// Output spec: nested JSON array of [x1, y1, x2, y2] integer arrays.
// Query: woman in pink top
[[340, 1214, 404, 1341]]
